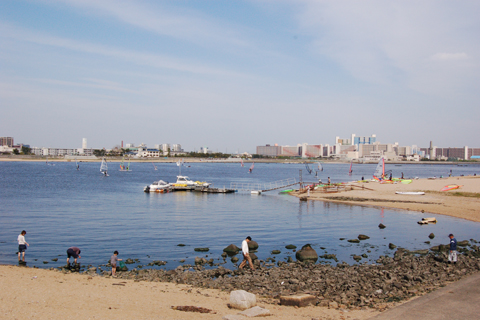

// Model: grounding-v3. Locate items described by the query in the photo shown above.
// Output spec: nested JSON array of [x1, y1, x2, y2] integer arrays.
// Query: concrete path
[[369, 271, 480, 320]]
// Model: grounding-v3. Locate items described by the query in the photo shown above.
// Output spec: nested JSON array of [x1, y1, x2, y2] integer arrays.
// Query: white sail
[[100, 158, 108, 173], [373, 157, 384, 179], [317, 162, 323, 171]]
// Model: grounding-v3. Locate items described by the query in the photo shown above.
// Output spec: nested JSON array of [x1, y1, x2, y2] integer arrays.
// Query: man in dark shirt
[[448, 234, 457, 264], [67, 246, 81, 265]]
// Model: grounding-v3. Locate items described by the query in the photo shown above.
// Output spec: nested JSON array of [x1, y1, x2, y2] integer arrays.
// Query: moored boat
[[144, 180, 170, 193]]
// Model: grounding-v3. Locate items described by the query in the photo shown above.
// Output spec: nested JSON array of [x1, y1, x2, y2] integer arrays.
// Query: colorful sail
[[249, 162, 254, 173], [241, 159, 244, 167], [348, 161, 353, 175]]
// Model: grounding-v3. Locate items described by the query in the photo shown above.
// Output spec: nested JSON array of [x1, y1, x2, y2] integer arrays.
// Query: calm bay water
[[1, 160, 479, 270]]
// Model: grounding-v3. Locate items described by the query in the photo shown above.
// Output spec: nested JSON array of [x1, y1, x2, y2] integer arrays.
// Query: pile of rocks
[[110, 244, 480, 309]]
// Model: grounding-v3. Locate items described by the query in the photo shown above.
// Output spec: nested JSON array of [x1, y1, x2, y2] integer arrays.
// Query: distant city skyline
[[1, 1, 479, 152]]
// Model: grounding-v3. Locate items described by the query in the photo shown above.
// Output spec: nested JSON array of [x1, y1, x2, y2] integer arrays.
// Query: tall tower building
[[82, 138, 87, 149]]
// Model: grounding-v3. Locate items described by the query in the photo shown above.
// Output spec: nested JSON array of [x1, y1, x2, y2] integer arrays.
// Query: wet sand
[[0, 265, 380, 319], [295, 176, 480, 222]]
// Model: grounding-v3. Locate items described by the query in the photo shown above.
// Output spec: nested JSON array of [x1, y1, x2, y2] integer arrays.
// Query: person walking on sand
[[66, 246, 81, 266], [110, 250, 122, 277], [239, 236, 255, 271], [17, 230, 29, 262], [448, 234, 457, 264]]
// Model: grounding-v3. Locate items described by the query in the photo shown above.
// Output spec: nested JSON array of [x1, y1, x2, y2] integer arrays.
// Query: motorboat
[[144, 180, 170, 193], [170, 176, 210, 188]]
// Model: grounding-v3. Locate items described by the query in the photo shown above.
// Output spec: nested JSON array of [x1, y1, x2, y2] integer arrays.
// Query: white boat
[[251, 190, 261, 195], [144, 180, 170, 193], [171, 176, 210, 187], [395, 191, 425, 195]]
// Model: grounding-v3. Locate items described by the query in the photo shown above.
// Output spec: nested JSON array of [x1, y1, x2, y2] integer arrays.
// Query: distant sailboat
[[75, 158, 79, 170], [100, 158, 108, 176], [46, 156, 55, 166], [304, 162, 313, 174], [373, 157, 385, 181], [120, 157, 131, 171], [249, 162, 254, 173], [318, 162, 324, 172], [152, 162, 157, 170], [241, 159, 244, 167]]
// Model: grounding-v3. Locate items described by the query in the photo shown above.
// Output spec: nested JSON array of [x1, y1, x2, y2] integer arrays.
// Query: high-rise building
[[82, 138, 87, 149], [0, 137, 14, 147]]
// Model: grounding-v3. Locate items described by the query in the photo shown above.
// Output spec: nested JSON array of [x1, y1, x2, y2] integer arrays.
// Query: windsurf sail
[[348, 160, 353, 175], [249, 162, 254, 173], [120, 157, 125, 171], [373, 157, 385, 180], [241, 159, 244, 167], [100, 158, 108, 175], [441, 185, 461, 192], [304, 162, 312, 174], [152, 162, 157, 170], [75, 158, 79, 170], [126, 157, 131, 171], [317, 162, 323, 172]]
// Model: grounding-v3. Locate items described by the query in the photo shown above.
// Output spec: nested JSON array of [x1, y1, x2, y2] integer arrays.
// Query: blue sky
[[1, 0, 479, 152]]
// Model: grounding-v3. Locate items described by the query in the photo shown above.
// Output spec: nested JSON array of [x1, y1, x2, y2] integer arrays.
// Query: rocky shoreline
[[58, 241, 480, 311]]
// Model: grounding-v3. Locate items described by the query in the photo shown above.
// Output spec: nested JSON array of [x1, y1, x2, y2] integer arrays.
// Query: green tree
[[21, 146, 31, 155], [12, 148, 19, 155]]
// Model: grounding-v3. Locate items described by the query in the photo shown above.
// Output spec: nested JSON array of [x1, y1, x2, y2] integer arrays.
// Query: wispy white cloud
[[44, 0, 250, 48], [431, 52, 468, 61], [0, 21, 242, 77], [291, 0, 480, 95]]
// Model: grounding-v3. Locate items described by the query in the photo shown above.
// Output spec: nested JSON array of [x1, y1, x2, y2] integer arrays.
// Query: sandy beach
[[0, 265, 382, 320], [296, 176, 480, 223]]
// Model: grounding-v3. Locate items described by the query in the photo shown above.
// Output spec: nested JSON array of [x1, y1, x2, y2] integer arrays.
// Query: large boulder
[[358, 234, 370, 240], [223, 244, 240, 255], [229, 290, 256, 310], [295, 244, 318, 263], [248, 241, 259, 251]]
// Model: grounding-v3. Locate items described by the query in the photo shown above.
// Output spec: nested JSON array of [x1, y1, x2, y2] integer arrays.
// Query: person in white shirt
[[17, 230, 29, 262], [239, 236, 255, 271]]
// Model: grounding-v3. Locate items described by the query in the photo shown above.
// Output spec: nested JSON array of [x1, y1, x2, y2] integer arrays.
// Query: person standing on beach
[[110, 251, 122, 277], [17, 230, 29, 262], [66, 246, 81, 265], [239, 236, 255, 271], [448, 234, 457, 264], [328, 177, 331, 184]]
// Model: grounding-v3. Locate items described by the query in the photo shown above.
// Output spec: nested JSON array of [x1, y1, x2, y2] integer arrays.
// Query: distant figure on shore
[[239, 236, 255, 271], [110, 250, 122, 277], [361, 176, 364, 181], [448, 234, 457, 264], [328, 177, 331, 184], [67, 246, 81, 265], [401, 172, 404, 179], [449, 169, 452, 177], [389, 173, 393, 180], [17, 230, 29, 262]]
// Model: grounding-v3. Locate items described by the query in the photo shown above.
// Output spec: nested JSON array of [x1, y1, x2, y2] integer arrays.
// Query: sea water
[[0, 161, 479, 270]]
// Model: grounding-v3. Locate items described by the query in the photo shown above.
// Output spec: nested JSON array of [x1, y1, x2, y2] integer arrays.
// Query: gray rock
[[348, 239, 360, 243], [230, 290, 256, 310], [429, 233, 435, 239], [358, 234, 370, 240], [295, 244, 318, 263], [223, 244, 240, 254], [231, 256, 239, 263], [378, 223, 386, 229], [194, 247, 209, 252], [238, 306, 271, 317], [222, 315, 245, 320], [389, 243, 397, 250], [248, 241, 259, 251], [285, 244, 297, 250], [458, 240, 469, 247], [271, 250, 281, 255]]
